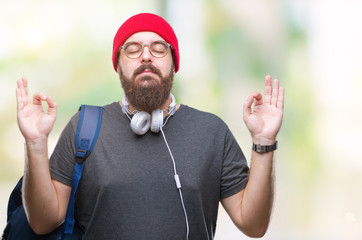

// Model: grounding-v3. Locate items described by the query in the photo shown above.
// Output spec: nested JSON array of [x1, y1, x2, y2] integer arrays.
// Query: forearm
[[231, 75, 283, 237], [22, 138, 62, 234], [241, 150, 275, 236]]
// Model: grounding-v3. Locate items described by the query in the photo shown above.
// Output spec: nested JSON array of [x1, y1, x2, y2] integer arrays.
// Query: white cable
[[160, 128, 178, 175], [162, 110, 173, 127], [124, 111, 132, 121], [178, 189, 190, 240], [160, 128, 190, 240]]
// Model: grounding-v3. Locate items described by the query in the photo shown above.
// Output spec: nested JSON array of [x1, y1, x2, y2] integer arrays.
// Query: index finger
[[33, 92, 47, 105]]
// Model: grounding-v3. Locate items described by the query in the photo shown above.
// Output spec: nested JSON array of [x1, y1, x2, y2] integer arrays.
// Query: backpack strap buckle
[[75, 138, 90, 164], [75, 149, 88, 164]]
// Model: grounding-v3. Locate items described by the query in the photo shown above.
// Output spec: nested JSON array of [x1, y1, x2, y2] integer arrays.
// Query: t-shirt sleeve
[[220, 128, 249, 199], [49, 114, 79, 186]]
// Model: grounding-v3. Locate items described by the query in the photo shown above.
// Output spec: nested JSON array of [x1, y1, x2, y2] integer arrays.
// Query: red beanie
[[112, 13, 179, 73]]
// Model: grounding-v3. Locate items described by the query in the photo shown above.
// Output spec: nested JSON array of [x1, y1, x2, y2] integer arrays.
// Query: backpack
[[2, 105, 103, 240]]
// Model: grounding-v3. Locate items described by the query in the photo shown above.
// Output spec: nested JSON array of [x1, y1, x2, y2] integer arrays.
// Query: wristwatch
[[252, 141, 278, 153]]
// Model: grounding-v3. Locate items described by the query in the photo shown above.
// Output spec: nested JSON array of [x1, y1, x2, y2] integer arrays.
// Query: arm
[[221, 75, 284, 237], [16, 77, 71, 234]]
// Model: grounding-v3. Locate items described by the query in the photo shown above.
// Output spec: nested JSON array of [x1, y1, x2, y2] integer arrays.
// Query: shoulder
[[75, 102, 124, 121], [79, 102, 122, 116], [175, 105, 230, 134], [66, 102, 121, 128], [101, 101, 121, 111], [178, 105, 227, 124]]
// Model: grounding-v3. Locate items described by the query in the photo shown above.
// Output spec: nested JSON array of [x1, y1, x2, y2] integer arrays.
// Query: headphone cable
[[160, 127, 190, 240]]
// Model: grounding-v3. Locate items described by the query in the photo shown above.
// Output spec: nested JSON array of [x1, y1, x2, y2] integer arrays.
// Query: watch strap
[[252, 141, 278, 153]]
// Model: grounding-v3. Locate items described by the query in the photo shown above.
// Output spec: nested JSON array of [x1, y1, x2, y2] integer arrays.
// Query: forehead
[[125, 31, 165, 43]]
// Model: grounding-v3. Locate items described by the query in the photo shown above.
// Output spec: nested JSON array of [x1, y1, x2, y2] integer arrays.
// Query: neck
[[121, 94, 177, 116]]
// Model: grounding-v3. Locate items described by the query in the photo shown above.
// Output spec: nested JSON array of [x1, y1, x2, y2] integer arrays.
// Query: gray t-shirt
[[50, 102, 249, 240]]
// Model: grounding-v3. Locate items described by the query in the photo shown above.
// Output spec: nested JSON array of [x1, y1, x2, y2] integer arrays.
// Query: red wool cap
[[112, 13, 180, 72]]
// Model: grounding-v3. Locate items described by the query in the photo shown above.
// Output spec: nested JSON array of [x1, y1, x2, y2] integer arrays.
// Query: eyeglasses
[[120, 41, 172, 59]]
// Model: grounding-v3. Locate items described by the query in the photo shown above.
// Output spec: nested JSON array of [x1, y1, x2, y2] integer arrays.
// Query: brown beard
[[118, 64, 174, 113]]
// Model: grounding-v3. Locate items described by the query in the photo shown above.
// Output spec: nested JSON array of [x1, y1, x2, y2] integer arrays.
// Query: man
[[16, 13, 284, 239]]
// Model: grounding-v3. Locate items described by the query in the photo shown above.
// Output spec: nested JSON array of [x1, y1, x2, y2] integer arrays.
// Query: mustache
[[133, 64, 162, 79]]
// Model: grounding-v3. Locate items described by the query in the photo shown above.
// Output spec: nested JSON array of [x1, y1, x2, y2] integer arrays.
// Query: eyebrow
[[125, 40, 165, 44]]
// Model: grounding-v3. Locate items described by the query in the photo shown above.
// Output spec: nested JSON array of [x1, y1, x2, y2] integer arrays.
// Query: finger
[[277, 86, 284, 110], [17, 78, 22, 89], [22, 76, 29, 97], [16, 87, 24, 112], [17, 79, 24, 96], [252, 91, 263, 106], [264, 75, 272, 104], [33, 92, 47, 105], [243, 94, 254, 117], [16, 79, 28, 110], [271, 79, 279, 106], [46, 96, 57, 118]]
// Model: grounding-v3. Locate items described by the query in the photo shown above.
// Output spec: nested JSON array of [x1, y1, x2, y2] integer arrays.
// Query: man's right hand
[[16, 76, 57, 142], [16, 77, 70, 234]]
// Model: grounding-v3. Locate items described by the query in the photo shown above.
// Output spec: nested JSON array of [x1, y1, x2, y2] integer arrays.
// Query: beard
[[118, 63, 174, 113]]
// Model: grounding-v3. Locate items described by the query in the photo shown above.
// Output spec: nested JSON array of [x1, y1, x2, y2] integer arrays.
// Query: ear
[[117, 60, 122, 74], [171, 62, 175, 74], [171, 51, 176, 73], [116, 52, 121, 73]]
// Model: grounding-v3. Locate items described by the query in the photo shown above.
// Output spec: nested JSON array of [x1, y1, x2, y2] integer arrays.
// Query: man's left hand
[[243, 75, 284, 145]]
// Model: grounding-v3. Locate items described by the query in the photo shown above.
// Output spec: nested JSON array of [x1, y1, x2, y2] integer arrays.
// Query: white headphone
[[121, 94, 177, 135]]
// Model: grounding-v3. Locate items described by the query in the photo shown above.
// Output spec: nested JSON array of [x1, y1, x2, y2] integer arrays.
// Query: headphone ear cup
[[130, 111, 151, 135], [151, 109, 163, 133]]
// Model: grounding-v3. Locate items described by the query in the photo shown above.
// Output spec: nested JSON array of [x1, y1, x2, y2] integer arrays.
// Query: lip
[[139, 69, 155, 75]]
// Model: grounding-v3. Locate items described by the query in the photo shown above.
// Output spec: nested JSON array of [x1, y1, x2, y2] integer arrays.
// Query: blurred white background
[[1, 0, 362, 239]]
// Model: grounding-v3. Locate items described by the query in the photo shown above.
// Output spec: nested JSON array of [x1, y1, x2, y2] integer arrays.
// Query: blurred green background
[[1, 0, 362, 239]]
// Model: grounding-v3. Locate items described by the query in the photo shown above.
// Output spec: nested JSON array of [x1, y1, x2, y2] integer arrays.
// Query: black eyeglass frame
[[120, 41, 172, 59]]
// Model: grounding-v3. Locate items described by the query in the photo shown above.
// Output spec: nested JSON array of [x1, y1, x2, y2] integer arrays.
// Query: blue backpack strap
[[62, 105, 103, 238]]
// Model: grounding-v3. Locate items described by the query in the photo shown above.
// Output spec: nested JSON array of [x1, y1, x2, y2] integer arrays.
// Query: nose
[[140, 45, 152, 63]]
